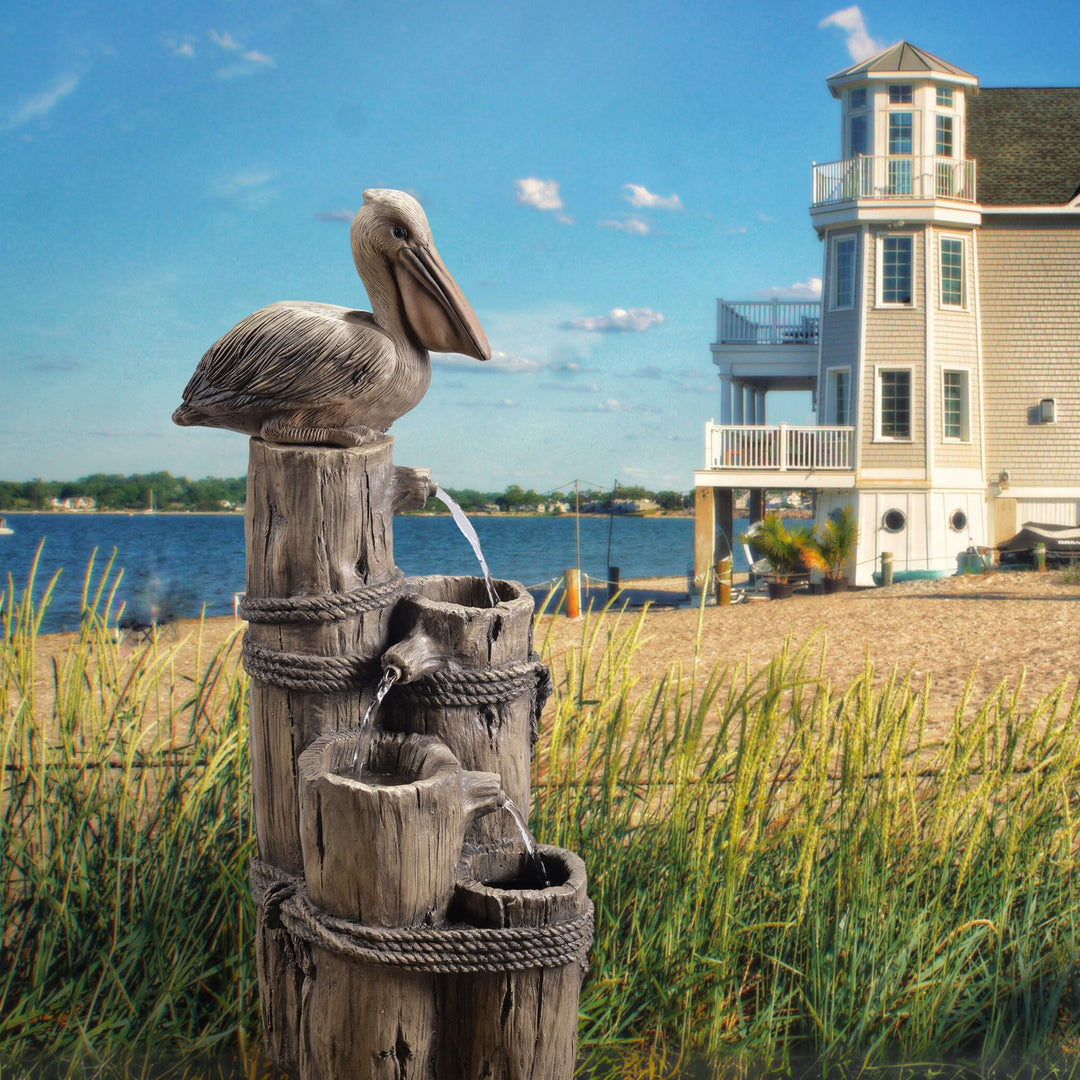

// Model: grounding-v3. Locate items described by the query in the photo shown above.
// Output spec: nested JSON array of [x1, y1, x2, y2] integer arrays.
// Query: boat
[[0, 517, 12, 536]]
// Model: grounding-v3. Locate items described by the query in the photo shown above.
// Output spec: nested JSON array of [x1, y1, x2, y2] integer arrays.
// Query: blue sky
[[2, 1, 1076, 493]]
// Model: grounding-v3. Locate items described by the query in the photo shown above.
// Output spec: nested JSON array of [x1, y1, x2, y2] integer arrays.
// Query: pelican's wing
[[181, 303, 392, 412]]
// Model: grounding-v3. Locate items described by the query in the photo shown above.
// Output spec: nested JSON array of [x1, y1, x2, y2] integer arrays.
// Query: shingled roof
[[967, 88, 1080, 206]]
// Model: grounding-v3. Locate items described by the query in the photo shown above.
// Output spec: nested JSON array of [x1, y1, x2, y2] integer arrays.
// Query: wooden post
[[296, 730, 500, 1080], [381, 576, 538, 848], [693, 486, 715, 593], [880, 551, 894, 586], [440, 846, 589, 1079], [564, 567, 582, 618], [244, 436, 430, 1072], [716, 554, 732, 606], [1034, 542, 1047, 572]]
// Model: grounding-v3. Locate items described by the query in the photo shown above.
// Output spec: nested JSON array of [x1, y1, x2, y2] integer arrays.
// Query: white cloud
[[3, 73, 80, 131], [562, 308, 665, 333], [757, 212, 777, 223], [165, 37, 196, 58], [243, 50, 275, 66], [315, 210, 354, 223], [598, 217, 651, 235], [514, 178, 571, 223], [622, 184, 682, 211], [209, 30, 241, 51], [434, 350, 543, 374], [758, 278, 823, 300], [818, 6, 885, 62]]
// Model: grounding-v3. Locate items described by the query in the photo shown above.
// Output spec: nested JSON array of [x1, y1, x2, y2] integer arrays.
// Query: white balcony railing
[[716, 300, 820, 345], [812, 155, 976, 206], [706, 423, 854, 472]]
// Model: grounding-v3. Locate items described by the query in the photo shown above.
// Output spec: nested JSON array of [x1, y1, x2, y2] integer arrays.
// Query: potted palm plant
[[810, 505, 859, 593], [740, 513, 816, 599]]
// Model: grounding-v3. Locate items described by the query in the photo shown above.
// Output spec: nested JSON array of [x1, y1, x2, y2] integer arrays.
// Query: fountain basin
[[297, 730, 500, 926]]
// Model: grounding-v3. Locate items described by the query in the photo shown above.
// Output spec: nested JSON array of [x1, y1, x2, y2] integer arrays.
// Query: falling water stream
[[349, 666, 400, 771], [434, 485, 498, 607], [500, 796, 552, 888]]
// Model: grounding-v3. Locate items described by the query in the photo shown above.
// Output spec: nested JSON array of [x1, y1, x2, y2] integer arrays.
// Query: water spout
[[500, 795, 551, 888], [350, 666, 400, 771], [434, 485, 497, 607]]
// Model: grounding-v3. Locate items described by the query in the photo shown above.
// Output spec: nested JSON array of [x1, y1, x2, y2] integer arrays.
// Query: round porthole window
[[882, 508, 907, 533], [950, 509, 968, 532]]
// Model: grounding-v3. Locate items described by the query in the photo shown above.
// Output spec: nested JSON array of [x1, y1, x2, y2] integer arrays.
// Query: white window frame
[[876, 234, 915, 308], [939, 234, 966, 309], [874, 365, 914, 442], [850, 87, 867, 110], [936, 86, 954, 108], [830, 235, 857, 310], [942, 368, 970, 442], [826, 366, 852, 425]]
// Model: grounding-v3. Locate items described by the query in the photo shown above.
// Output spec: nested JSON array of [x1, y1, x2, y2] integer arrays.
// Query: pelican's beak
[[393, 243, 490, 361]]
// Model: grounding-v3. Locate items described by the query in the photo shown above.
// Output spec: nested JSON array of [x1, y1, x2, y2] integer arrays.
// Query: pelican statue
[[173, 189, 490, 446]]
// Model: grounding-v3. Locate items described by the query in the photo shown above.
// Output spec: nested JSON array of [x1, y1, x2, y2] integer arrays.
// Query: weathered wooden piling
[[243, 436, 430, 1072]]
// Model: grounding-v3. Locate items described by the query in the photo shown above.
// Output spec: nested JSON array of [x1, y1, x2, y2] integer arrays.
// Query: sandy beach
[[25, 570, 1080, 739]]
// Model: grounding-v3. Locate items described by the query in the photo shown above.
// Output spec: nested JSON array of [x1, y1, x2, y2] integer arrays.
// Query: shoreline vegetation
[[0, 471, 813, 519], [6, 559, 1079, 1077]]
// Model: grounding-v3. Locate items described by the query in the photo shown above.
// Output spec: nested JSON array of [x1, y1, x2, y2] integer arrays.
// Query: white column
[[755, 389, 767, 424], [733, 382, 745, 424], [718, 374, 733, 425]]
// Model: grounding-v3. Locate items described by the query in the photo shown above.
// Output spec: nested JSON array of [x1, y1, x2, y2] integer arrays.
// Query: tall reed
[[5, 554, 1080, 1076], [1, 549, 258, 1071], [534, 605, 1080, 1073]]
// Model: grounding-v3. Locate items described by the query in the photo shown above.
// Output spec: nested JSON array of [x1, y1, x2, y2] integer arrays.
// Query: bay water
[[0, 511, 774, 634]]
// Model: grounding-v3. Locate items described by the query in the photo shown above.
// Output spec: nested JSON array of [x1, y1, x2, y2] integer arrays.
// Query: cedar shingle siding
[[979, 218, 1080, 485]]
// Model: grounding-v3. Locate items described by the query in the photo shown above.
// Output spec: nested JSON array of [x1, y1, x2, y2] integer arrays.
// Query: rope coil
[[242, 636, 379, 693], [251, 860, 592, 974], [239, 570, 406, 624]]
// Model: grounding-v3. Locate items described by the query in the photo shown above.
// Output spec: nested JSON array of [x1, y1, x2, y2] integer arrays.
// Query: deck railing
[[812, 155, 976, 206], [716, 300, 821, 345], [706, 423, 854, 472]]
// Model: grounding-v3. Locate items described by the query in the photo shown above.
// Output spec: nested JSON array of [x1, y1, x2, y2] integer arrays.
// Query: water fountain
[[175, 192, 592, 1078]]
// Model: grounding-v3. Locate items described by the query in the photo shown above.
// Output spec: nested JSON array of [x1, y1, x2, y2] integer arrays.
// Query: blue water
[[0, 512, 722, 634]]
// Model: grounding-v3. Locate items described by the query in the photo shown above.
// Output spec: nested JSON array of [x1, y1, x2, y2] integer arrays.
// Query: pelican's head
[[351, 189, 490, 362]]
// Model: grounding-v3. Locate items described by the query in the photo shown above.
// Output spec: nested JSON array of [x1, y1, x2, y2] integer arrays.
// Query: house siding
[[979, 217, 1080, 486], [861, 226, 926, 471], [818, 229, 861, 424], [930, 226, 982, 471]]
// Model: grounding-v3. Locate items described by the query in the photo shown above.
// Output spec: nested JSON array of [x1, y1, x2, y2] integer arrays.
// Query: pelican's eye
[[391, 225, 408, 242]]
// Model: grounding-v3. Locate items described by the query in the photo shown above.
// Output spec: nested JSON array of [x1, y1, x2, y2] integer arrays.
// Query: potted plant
[[810, 505, 859, 592], [740, 513, 817, 599]]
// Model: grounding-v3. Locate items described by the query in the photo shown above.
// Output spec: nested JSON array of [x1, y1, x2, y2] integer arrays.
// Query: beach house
[[693, 43, 1080, 586]]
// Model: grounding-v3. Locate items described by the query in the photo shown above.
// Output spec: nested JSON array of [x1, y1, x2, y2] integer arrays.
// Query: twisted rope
[[396, 660, 550, 708], [251, 860, 592, 974], [239, 570, 406, 624], [242, 636, 379, 693]]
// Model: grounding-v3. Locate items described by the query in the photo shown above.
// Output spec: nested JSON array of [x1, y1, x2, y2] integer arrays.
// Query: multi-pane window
[[850, 114, 867, 156], [943, 370, 969, 440], [940, 237, 964, 306], [850, 87, 867, 110], [881, 236, 913, 305], [878, 370, 912, 439], [889, 84, 912, 104], [888, 113, 913, 154], [936, 115, 954, 156], [832, 236, 856, 309], [936, 86, 954, 107], [829, 369, 850, 425]]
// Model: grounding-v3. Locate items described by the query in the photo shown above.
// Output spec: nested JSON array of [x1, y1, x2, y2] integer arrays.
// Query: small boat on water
[[0, 517, 13, 536]]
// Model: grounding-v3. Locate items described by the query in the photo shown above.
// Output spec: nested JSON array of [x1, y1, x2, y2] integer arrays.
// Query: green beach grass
[[4, 552, 1080, 1077]]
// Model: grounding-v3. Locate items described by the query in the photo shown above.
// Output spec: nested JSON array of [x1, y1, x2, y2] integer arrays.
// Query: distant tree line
[[0, 472, 248, 512], [421, 484, 691, 514], [0, 473, 692, 515]]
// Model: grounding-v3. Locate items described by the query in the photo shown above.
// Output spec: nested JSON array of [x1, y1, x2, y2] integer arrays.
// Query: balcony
[[697, 422, 856, 489], [716, 300, 820, 346], [812, 155, 977, 207]]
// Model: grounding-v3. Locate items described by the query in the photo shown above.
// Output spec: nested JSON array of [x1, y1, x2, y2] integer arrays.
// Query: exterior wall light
[[1038, 398, 1056, 424]]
